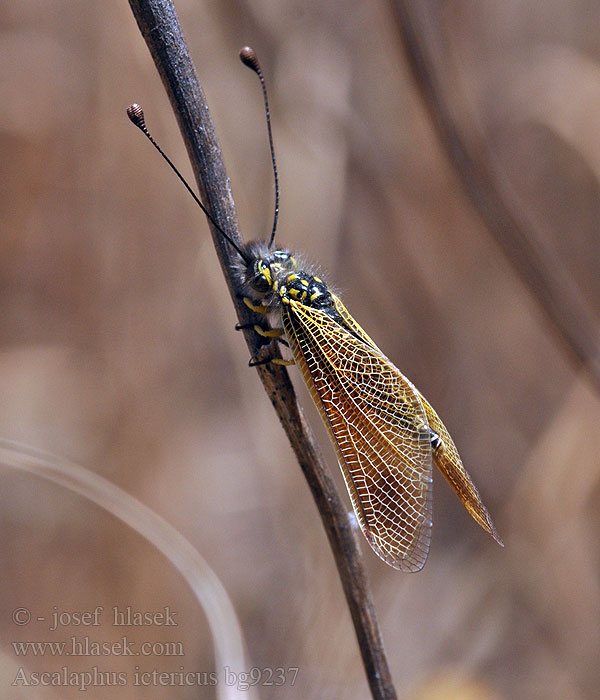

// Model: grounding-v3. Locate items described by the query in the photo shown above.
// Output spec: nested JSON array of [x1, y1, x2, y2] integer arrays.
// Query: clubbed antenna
[[126, 103, 250, 264], [239, 46, 280, 249]]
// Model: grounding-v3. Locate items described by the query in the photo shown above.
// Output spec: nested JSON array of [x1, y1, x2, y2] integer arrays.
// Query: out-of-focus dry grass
[[1, 1, 599, 698]]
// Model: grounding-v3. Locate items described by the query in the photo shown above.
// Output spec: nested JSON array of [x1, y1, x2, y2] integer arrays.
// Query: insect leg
[[242, 297, 270, 314], [235, 323, 289, 347], [237, 298, 292, 362], [253, 325, 284, 338], [248, 357, 295, 367], [244, 322, 293, 364]]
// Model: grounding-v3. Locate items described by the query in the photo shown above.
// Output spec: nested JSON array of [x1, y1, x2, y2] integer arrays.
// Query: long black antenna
[[126, 103, 250, 264], [239, 47, 280, 249]]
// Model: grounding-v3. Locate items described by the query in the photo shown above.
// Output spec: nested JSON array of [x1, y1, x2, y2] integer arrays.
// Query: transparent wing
[[282, 299, 433, 571], [332, 293, 503, 546]]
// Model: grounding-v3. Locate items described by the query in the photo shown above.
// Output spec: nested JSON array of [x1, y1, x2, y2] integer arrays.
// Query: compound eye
[[249, 261, 271, 293]]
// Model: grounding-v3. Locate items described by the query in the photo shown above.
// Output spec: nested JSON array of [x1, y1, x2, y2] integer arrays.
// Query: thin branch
[[390, 2, 600, 392], [127, 1, 397, 697]]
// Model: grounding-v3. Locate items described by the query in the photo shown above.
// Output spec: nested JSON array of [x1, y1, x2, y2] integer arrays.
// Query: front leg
[[242, 297, 270, 314], [249, 356, 295, 368]]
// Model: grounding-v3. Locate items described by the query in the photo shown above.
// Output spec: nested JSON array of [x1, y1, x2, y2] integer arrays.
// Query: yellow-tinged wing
[[282, 298, 434, 571], [332, 294, 503, 547]]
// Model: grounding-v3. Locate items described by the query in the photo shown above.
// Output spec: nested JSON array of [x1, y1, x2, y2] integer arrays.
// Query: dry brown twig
[[127, 1, 396, 697]]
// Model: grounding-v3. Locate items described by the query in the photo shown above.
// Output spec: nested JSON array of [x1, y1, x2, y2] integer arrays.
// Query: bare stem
[[391, 2, 600, 392], [127, 1, 397, 697]]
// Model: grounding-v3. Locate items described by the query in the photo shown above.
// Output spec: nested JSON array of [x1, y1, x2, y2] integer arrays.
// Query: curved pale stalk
[[0, 439, 254, 700]]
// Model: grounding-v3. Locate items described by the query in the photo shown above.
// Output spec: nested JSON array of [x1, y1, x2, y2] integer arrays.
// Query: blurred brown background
[[1, 1, 599, 698]]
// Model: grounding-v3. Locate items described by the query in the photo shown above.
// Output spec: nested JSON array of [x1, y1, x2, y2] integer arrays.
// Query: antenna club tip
[[126, 103, 146, 129], [239, 46, 261, 73]]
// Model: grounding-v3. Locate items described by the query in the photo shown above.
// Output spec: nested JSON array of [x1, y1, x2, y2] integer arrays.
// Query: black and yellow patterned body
[[240, 243, 502, 572]]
